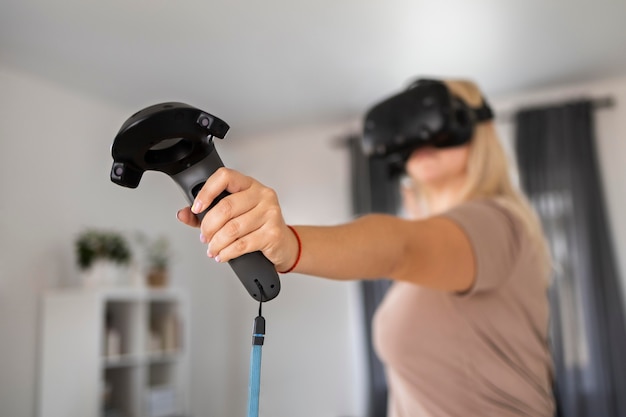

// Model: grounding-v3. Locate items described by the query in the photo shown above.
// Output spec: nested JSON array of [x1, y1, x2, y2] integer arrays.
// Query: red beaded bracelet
[[278, 225, 301, 274]]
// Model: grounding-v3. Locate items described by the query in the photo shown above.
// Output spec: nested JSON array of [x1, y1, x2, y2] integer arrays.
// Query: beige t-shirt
[[373, 199, 554, 417]]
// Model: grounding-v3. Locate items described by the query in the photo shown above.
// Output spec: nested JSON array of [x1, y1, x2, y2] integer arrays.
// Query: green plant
[[135, 233, 171, 271], [146, 236, 171, 271], [75, 229, 132, 270]]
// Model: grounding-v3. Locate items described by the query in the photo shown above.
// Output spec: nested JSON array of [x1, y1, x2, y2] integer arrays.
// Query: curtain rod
[[592, 96, 616, 109], [496, 95, 615, 123]]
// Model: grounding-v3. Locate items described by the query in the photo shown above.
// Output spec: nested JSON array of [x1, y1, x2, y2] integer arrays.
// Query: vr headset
[[362, 79, 494, 171]]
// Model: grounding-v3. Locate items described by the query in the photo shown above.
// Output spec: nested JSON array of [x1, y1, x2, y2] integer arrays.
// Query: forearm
[[285, 214, 407, 280], [280, 213, 475, 292], [181, 167, 473, 290]]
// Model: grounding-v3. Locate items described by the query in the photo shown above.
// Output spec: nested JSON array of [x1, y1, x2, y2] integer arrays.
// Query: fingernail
[[206, 247, 213, 258], [192, 200, 202, 214], [176, 210, 182, 221], [215, 256, 221, 263], [200, 233, 207, 243]]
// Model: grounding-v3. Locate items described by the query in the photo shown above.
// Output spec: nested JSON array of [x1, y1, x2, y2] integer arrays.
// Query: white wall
[[0, 66, 367, 417], [3, 63, 626, 417], [0, 67, 135, 417], [491, 75, 626, 302]]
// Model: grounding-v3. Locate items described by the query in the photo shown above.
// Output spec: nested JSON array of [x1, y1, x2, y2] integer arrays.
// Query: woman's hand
[[175, 169, 473, 290], [176, 167, 298, 271]]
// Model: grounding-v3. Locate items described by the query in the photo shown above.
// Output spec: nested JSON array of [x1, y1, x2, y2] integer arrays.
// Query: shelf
[[145, 384, 180, 417], [102, 351, 183, 369], [148, 300, 183, 355], [102, 354, 144, 369], [147, 351, 183, 365], [45, 287, 185, 302], [148, 362, 177, 388], [39, 287, 189, 417], [104, 301, 142, 359], [103, 366, 141, 417]]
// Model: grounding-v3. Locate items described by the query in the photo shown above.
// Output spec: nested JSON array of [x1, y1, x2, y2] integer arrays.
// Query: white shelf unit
[[39, 288, 189, 417]]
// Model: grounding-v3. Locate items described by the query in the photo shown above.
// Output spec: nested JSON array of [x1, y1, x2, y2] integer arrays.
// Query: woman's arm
[[292, 216, 475, 292], [176, 168, 476, 292]]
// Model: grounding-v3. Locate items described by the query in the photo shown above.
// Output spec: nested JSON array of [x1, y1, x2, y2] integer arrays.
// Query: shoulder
[[440, 198, 528, 293], [442, 198, 524, 243]]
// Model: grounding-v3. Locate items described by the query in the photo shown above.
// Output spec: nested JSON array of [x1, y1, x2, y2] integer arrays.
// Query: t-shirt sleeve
[[441, 199, 522, 295]]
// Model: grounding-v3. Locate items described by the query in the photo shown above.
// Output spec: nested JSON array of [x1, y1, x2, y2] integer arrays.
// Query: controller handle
[[110, 102, 280, 302], [171, 148, 280, 301]]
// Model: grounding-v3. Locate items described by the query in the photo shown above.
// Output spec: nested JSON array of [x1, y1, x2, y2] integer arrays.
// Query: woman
[[177, 79, 555, 416]]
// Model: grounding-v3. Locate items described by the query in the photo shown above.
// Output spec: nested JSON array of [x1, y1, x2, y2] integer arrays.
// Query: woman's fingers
[[190, 167, 254, 215], [207, 215, 264, 261], [176, 167, 257, 231], [198, 186, 264, 244], [204, 187, 282, 255], [176, 206, 201, 228], [211, 220, 288, 265], [176, 166, 289, 265]]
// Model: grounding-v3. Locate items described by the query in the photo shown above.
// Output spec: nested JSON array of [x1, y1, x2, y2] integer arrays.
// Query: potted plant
[[75, 229, 132, 287], [136, 233, 172, 287]]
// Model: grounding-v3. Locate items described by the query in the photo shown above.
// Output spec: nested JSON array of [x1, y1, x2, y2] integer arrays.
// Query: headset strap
[[474, 99, 494, 122], [411, 78, 495, 122]]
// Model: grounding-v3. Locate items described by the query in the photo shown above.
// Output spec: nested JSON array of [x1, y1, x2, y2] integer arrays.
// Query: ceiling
[[2, 0, 626, 134]]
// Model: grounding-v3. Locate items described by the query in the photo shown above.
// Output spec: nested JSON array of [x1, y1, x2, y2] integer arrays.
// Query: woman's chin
[[409, 168, 445, 185]]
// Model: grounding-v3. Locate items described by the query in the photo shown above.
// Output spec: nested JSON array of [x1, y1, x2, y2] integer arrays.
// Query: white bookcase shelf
[[39, 287, 189, 417]]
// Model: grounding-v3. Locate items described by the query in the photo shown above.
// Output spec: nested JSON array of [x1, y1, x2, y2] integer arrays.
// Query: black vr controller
[[362, 79, 494, 171], [110, 102, 281, 302]]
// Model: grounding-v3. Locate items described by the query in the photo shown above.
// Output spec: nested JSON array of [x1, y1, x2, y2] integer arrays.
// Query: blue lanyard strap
[[247, 309, 266, 417]]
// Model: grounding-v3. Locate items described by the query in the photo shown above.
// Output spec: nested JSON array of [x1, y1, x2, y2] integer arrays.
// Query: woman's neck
[[422, 176, 467, 215]]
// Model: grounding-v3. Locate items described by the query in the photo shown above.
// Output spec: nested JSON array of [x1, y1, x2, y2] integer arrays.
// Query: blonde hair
[[417, 79, 551, 274]]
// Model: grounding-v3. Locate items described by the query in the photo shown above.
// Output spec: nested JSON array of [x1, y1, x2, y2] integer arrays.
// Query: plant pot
[[147, 268, 168, 288], [81, 260, 128, 288]]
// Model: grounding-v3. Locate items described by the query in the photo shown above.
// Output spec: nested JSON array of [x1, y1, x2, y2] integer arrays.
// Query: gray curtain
[[515, 100, 626, 417], [348, 136, 400, 417]]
